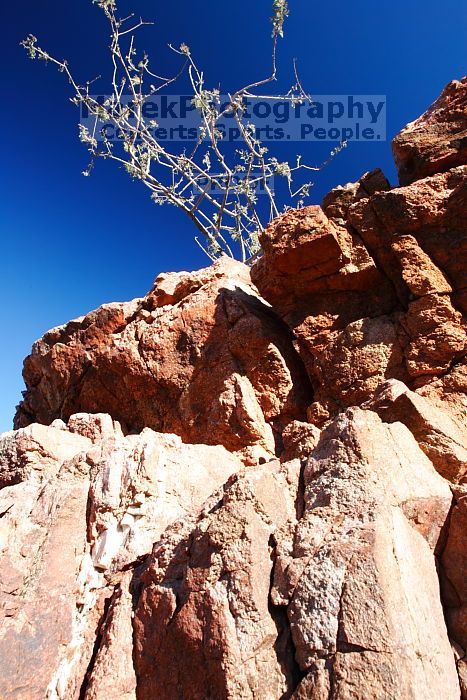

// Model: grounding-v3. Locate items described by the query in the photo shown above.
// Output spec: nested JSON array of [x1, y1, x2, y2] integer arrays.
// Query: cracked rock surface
[[1, 77, 466, 698]]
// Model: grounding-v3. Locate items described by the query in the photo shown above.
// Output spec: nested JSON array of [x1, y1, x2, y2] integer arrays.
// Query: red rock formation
[[393, 76, 467, 185], [15, 258, 312, 464], [1, 77, 466, 699]]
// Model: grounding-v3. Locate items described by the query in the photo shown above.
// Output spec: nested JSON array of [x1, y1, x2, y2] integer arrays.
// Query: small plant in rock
[[22, 1, 343, 262]]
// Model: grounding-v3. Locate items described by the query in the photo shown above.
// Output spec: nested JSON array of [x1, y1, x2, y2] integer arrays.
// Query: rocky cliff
[[1, 77, 466, 699]]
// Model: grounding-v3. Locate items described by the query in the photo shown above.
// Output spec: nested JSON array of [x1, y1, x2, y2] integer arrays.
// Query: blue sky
[[1, 0, 466, 431]]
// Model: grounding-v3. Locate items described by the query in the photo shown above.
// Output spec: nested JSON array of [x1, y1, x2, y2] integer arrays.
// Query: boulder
[[15, 258, 312, 463]]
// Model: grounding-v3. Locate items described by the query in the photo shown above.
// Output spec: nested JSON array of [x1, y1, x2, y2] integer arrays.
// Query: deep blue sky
[[1, 0, 466, 431]]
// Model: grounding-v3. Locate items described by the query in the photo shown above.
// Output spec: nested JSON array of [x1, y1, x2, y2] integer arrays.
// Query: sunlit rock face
[[0, 415, 243, 699], [392, 76, 467, 185], [14, 256, 312, 465], [2, 77, 466, 699]]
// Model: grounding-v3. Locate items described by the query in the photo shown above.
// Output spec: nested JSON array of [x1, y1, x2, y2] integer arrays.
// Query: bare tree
[[22, 0, 343, 262]]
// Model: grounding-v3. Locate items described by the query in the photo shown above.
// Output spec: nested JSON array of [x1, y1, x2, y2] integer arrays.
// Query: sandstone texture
[[1, 77, 466, 698]]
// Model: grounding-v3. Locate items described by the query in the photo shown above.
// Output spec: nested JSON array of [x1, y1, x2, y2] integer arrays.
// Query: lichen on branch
[[21, 0, 339, 263]]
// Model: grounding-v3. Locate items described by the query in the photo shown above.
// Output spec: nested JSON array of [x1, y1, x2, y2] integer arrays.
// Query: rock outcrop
[[0, 415, 243, 699], [1, 77, 466, 698], [251, 165, 466, 428], [14, 258, 311, 464]]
